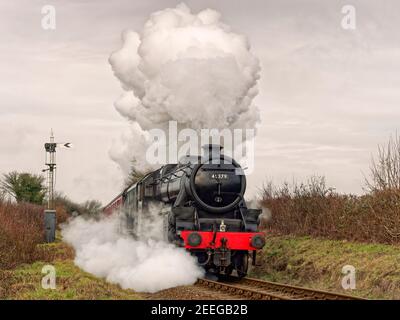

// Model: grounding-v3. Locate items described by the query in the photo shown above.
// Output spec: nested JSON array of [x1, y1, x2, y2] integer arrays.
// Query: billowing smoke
[[109, 3, 261, 174], [61, 212, 204, 293]]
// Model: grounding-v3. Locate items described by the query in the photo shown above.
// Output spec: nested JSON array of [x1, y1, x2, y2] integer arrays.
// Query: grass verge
[[250, 235, 400, 299], [0, 239, 141, 300]]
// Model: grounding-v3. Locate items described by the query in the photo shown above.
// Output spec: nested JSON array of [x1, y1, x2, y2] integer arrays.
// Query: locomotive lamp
[[187, 232, 202, 247], [250, 234, 266, 249]]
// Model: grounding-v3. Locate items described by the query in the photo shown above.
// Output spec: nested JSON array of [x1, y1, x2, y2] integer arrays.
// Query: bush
[[0, 201, 70, 269], [261, 176, 400, 244], [54, 193, 102, 217], [0, 202, 44, 269]]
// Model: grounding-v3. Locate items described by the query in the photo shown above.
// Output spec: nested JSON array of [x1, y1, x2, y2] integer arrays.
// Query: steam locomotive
[[104, 144, 265, 278]]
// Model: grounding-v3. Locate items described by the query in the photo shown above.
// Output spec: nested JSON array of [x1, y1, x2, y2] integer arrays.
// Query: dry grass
[[261, 177, 400, 244], [0, 201, 70, 269]]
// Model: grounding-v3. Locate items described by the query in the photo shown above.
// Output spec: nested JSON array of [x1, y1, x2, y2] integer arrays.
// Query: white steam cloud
[[109, 3, 261, 174], [61, 213, 204, 293]]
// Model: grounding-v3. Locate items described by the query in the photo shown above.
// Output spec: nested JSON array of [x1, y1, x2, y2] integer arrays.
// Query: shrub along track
[[195, 276, 365, 300]]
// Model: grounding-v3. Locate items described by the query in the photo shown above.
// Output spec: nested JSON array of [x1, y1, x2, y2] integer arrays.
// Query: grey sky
[[1, 0, 399, 204]]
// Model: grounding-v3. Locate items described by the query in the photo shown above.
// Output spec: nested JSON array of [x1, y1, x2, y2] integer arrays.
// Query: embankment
[[250, 235, 400, 299]]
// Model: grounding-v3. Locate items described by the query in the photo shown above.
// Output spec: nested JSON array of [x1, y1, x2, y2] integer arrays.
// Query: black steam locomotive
[[104, 144, 265, 278]]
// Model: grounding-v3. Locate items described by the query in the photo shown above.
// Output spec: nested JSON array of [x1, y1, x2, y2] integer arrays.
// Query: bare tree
[[80, 200, 103, 216], [366, 133, 400, 191], [124, 160, 149, 188]]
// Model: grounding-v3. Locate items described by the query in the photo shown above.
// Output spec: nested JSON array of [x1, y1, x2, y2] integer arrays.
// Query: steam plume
[[61, 213, 204, 293], [109, 3, 261, 173]]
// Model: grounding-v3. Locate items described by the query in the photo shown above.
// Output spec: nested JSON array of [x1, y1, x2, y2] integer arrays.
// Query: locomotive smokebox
[[187, 144, 246, 213]]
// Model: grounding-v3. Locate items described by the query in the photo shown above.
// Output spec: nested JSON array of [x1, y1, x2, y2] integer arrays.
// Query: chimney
[[202, 144, 223, 159]]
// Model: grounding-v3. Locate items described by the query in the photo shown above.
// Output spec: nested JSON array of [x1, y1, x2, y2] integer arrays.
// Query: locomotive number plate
[[211, 173, 228, 180]]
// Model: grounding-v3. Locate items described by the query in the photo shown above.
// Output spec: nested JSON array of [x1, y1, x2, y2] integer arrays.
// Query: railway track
[[196, 276, 365, 300]]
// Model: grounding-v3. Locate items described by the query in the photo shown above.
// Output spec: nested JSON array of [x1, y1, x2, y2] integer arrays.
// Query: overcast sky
[[1, 0, 399, 204]]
